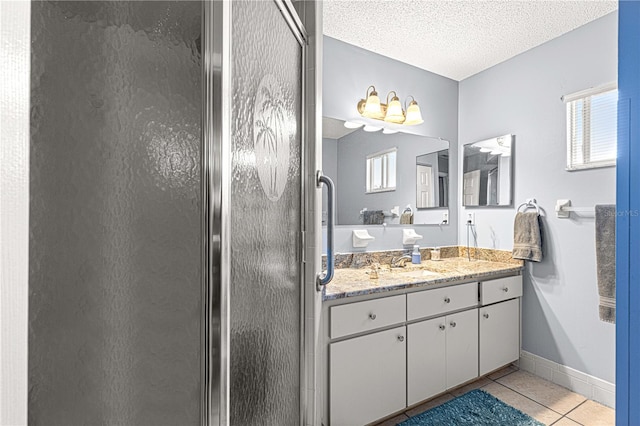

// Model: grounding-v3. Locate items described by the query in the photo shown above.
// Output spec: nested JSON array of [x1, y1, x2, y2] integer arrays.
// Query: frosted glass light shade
[[384, 97, 405, 123], [404, 100, 424, 125], [363, 91, 383, 118], [363, 125, 381, 132]]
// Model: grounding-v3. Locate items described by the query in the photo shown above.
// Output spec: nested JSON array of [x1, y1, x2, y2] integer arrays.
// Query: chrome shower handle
[[317, 171, 335, 290]]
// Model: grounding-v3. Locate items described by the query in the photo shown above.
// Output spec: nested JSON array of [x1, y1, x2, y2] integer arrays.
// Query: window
[[366, 148, 396, 193], [565, 84, 617, 171]]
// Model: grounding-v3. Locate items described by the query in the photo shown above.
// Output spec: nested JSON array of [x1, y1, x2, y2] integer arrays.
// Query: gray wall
[[323, 36, 459, 250], [458, 13, 617, 383]]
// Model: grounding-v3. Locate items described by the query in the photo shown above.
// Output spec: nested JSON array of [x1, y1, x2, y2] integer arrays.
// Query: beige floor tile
[[405, 393, 455, 418], [552, 417, 582, 426], [373, 413, 409, 426], [497, 370, 586, 414], [450, 377, 493, 396], [566, 400, 615, 426], [487, 365, 519, 380], [482, 381, 563, 425]]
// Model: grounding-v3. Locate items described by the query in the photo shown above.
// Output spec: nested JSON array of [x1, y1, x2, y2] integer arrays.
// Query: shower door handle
[[316, 171, 335, 290]]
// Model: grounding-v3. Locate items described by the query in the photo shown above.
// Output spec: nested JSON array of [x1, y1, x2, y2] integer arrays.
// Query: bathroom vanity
[[321, 255, 523, 426]]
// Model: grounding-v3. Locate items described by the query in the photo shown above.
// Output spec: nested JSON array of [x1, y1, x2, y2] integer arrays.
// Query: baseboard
[[519, 350, 615, 408]]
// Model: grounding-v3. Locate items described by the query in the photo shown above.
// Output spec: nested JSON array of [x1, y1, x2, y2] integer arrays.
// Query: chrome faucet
[[391, 255, 412, 267]]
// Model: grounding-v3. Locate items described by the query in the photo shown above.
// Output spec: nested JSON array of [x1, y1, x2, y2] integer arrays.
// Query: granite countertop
[[323, 257, 523, 301]]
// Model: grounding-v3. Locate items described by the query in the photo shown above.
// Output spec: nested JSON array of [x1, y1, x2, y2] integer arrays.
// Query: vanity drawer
[[481, 275, 522, 305], [330, 295, 406, 339], [407, 282, 478, 321]]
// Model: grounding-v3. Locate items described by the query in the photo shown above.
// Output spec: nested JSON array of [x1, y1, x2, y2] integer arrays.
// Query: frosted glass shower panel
[[29, 2, 202, 425], [230, 1, 303, 425]]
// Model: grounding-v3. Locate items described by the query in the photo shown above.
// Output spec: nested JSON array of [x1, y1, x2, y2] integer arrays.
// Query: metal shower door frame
[[201, 1, 313, 425]]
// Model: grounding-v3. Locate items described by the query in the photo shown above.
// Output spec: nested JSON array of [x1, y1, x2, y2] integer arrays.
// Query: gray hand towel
[[363, 210, 384, 225], [595, 204, 616, 324], [399, 212, 413, 225], [512, 212, 542, 262]]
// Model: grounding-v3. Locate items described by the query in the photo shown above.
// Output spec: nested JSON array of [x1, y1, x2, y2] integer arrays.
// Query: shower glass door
[[227, 1, 304, 424], [29, 2, 203, 425]]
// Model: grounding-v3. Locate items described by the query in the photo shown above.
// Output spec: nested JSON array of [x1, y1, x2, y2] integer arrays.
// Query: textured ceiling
[[323, 1, 617, 81]]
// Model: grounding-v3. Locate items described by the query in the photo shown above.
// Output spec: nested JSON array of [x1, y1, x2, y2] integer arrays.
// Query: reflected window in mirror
[[462, 134, 513, 207], [366, 148, 397, 193]]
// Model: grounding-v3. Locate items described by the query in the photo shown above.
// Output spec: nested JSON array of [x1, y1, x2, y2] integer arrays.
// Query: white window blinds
[[565, 84, 617, 171], [366, 148, 396, 193]]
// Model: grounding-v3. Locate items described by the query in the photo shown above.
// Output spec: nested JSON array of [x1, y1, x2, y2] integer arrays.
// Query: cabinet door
[[407, 317, 447, 405], [330, 326, 407, 426], [479, 298, 520, 376], [446, 308, 479, 389]]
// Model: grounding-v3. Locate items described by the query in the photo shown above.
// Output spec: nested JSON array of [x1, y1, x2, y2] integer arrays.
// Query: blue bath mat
[[399, 389, 544, 426]]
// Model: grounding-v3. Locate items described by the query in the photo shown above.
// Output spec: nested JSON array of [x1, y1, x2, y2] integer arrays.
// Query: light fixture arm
[[405, 95, 416, 111], [386, 90, 398, 105], [366, 85, 377, 98]]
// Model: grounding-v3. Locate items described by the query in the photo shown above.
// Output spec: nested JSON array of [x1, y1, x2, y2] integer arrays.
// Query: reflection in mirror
[[366, 148, 397, 193], [462, 134, 513, 207], [416, 150, 449, 208], [322, 117, 450, 225]]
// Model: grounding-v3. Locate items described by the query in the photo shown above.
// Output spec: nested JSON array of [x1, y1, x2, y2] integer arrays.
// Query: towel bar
[[555, 199, 595, 218]]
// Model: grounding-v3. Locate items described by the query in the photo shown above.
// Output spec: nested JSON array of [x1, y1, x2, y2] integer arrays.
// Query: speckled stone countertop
[[323, 256, 523, 301]]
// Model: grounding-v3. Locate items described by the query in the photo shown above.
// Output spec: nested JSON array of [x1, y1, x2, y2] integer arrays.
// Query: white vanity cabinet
[[479, 276, 522, 376], [324, 274, 523, 426], [407, 308, 478, 405], [330, 326, 407, 426]]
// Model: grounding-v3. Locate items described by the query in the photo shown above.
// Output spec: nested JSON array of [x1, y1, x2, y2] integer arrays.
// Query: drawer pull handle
[[397, 335, 405, 342], [483, 313, 489, 319], [450, 321, 457, 328], [439, 324, 446, 331], [503, 287, 509, 292], [369, 313, 377, 320], [444, 297, 451, 303]]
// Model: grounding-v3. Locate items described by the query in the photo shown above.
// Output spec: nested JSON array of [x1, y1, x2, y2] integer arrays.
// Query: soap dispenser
[[412, 245, 421, 264]]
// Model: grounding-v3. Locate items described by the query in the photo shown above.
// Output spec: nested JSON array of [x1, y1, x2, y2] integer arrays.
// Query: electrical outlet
[[442, 212, 449, 224], [466, 212, 475, 225]]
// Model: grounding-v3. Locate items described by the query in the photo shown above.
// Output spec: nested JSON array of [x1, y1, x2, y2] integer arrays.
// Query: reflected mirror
[[416, 149, 449, 208], [322, 117, 450, 225], [462, 134, 514, 207]]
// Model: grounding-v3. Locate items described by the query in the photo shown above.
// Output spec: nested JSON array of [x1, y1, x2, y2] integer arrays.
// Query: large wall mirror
[[322, 117, 450, 226], [462, 134, 514, 207]]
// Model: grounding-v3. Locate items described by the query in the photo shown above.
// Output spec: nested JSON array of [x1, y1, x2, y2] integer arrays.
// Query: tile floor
[[373, 367, 615, 426]]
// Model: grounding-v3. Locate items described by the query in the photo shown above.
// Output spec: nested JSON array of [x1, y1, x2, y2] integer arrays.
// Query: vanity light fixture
[[382, 128, 398, 134], [363, 125, 382, 132], [357, 85, 424, 126]]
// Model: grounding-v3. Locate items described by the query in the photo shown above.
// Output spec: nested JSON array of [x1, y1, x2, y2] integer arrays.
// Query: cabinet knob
[[503, 287, 509, 292], [369, 313, 377, 320], [397, 335, 405, 342], [439, 324, 446, 331], [450, 321, 457, 328], [444, 297, 451, 304], [483, 313, 489, 319]]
